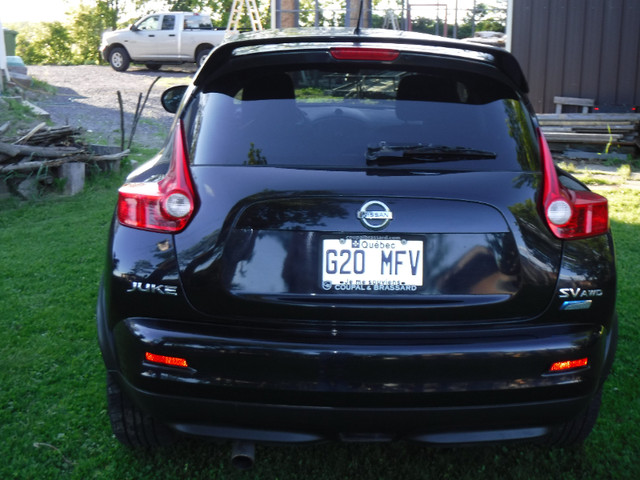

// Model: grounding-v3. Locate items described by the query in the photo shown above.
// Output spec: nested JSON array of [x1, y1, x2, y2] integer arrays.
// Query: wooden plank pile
[[538, 113, 640, 155], [0, 122, 128, 197]]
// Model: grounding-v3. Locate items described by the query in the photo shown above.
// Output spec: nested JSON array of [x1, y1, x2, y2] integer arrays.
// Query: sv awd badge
[[558, 287, 603, 311], [558, 287, 603, 299], [126, 281, 178, 296]]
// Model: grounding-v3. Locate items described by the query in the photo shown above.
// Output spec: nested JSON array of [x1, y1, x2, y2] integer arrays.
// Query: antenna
[[354, 0, 365, 35]]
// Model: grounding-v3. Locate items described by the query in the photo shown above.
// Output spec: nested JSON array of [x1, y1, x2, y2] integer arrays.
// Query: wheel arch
[[194, 43, 214, 60], [105, 42, 128, 57]]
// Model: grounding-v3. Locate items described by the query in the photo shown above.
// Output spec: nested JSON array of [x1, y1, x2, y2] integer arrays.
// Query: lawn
[[1, 172, 639, 479]]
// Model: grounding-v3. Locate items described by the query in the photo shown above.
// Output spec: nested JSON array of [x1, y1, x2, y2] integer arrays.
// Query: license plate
[[321, 237, 423, 292]]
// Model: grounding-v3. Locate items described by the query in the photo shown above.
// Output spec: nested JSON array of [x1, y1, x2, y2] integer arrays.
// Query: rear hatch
[[175, 168, 560, 325], [173, 50, 561, 325]]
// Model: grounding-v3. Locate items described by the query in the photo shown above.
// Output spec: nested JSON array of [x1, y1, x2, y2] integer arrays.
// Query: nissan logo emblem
[[357, 200, 393, 230]]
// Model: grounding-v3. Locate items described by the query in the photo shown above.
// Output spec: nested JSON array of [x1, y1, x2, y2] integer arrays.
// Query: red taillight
[[145, 352, 189, 368], [538, 130, 609, 239], [330, 47, 399, 61], [549, 357, 589, 372], [117, 121, 196, 233]]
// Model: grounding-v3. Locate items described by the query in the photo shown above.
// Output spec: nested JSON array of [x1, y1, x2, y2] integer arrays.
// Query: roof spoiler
[[195, 30, 529, 94]]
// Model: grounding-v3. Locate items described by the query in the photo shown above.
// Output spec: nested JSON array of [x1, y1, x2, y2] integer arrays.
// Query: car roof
[[194, 28, 528, 94]]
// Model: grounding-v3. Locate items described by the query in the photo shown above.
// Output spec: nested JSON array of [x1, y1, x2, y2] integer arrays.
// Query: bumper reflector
[[549, 357, 588, 372], [145, 352, 189, 368]]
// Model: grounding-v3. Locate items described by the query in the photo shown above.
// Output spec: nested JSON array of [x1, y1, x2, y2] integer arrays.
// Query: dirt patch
[[27, 65, 194, 150]]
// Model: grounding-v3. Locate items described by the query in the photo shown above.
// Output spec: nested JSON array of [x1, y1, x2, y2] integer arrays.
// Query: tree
[[460, 1, 506, 37], [411, 17, 445, 35], [16, 22, 74, 65], [69, 2, 120, 64], [164, 0, 236, 28]]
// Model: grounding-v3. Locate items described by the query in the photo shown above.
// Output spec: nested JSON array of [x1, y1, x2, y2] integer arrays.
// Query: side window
[[138, 15, 160, 31], [161, 15, 175, 31]]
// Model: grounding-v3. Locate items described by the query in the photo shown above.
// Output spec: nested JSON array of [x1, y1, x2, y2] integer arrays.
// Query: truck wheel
[[196, 49, 211, 68], [109, 47, 130, 72], [145, 64, 162, 71]]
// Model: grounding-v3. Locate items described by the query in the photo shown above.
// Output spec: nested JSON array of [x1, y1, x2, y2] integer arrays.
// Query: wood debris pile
[[0, 122, 128, 197], [1, 122, 128, 173]]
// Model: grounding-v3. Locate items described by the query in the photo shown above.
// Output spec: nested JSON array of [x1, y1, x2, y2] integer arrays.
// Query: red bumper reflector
[[330, 47, 399, 61], [145, 352, 189, 368], [549, 357, 588, 372]]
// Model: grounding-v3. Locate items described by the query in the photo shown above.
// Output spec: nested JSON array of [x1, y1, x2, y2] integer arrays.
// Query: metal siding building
[[509, 0, 640, 113]]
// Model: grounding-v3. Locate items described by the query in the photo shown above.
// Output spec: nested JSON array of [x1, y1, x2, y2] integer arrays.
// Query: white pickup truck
[[100, 12, 226, 72]]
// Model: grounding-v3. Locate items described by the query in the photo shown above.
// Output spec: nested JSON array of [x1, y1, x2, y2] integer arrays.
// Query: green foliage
[[460, 1, 506, 36], [13, 1, 118, 65], [169, 0, 210, 12], [412, 0, 507, 38], [411, 17, 447, 35], [476, 18, 505, 32], [0, 88, 53, 137], [165, 0, 236, 27], [68, 2, 119, 64], [16, 22, 74, 65]]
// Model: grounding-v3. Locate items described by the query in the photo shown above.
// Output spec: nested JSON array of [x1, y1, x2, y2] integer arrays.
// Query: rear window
[[185, 67, 537, 171], [184, 14, 212, 29]]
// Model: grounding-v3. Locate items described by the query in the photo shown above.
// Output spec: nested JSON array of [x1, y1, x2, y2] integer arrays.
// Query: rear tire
[[109, 47, 130, 72], [544, 386, 603, 447], [145, 64, 162, 71], [106, 373, 174, 448], [195, 49, 211, 68]]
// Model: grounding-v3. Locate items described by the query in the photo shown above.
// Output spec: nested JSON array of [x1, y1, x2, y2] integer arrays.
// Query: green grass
[[1, 80, 57, 138], [1, 178, 639, 479]]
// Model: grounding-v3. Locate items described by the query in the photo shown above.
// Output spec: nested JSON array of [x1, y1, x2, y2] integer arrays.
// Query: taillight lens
[[330, 47, 399, 61], [538, 130, 609, 239], [117, 121, 197, 233]]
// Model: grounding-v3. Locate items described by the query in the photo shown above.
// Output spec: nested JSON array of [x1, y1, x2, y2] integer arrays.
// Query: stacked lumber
[[538, 113, 640, 152]]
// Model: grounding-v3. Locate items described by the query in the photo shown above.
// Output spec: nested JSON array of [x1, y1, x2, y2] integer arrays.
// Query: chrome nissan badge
[[357, 200, 393, 230]]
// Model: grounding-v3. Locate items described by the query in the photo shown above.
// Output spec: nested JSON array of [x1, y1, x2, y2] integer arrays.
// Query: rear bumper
[[98, 289, 617, 444], [113, 369, 591, 445]]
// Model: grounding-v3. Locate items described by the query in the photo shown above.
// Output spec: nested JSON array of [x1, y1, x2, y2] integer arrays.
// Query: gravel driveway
[[28, 65, 195, 150]]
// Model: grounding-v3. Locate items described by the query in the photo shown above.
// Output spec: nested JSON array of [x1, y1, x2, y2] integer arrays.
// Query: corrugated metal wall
[[510, 0, 640, 113]]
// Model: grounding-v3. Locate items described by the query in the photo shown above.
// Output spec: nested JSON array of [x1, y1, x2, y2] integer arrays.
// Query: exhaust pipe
[[231, 441, 255, 470]]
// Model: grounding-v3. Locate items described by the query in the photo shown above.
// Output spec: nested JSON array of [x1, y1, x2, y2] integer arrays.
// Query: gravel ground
[[27, 64, 195, 150]]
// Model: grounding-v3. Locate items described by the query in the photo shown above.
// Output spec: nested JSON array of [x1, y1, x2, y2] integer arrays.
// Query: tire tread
[[106, 374, 174, 448]]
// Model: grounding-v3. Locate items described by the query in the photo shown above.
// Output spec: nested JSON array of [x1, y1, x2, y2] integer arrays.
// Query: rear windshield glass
[[184, 14, 212, 29], [185, 67, 537, 171]]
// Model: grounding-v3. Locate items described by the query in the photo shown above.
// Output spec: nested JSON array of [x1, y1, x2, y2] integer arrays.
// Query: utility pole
[[453, 0, 458, 39], [471, 0, 477, 37]]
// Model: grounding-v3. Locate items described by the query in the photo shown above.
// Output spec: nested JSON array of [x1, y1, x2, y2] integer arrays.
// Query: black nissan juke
[[97, 28, 617, 462]]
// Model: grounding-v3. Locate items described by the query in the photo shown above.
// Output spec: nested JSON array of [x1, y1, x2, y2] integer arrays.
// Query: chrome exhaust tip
[[231, 440, 255, 470]]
